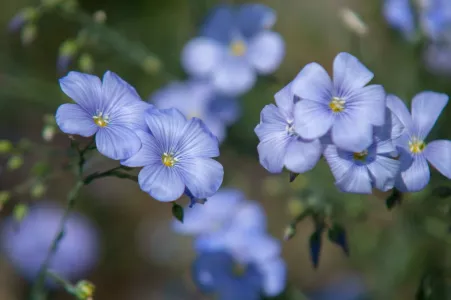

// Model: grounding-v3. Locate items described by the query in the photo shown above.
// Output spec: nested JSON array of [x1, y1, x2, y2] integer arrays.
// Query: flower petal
[[259, 258, 286, 297], [55, 103, 98, 137], [333, 52, 374, 97], [411, 91, 449, 139], [383, 0, 416, 38], [59, 71, 102, 113], [101, 71, 143, 114], [145, 108, 186, 152], [335, 165, 372, 194], [138, 164, 185, 201], [293, 100, 333, 139], [323, 145, 354, 181], [181, 37, 223, 77], [274, 82, 294, 114], [192, 251, 233, 293], [95, 125, 141, 160], [386, 94, 413, 134], [213, 58, 256, 96], [120, 130, 161, 167], [208, 94, 241, 125], [284, 138, 322, 173], [247, 31, 285, 74], [346, 84, 386, 126], [177, 118, 220, 158], [291, 63, 333, 104], [178, 157, 224, 199], [367, 155, 400, 191], [424, 140, 451, 179], [395, 152, 430, 192], [332, 112, 373, 152], [201, 5, 234, 43], [111, 100, 152, 131], [237, 3, 276, 37], [202, 117, 227, 143]]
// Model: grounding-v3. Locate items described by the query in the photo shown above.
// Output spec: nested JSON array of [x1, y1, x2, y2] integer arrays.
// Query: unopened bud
[[142, 56, 161, 74], [42, 125, 56, 142], [30, 182, 46, 198], [13, 203, 28, 222], [78, 53, 94, 73], [7, 155, 24, 170], [0, 191, 11, 205], [283, 225, 296, 241], [74, 280, 95, 300], [0, 140, 13, 153], [21, 23, 37, 46], [93, 10, 107, 24], [339, 8, 368, 37]]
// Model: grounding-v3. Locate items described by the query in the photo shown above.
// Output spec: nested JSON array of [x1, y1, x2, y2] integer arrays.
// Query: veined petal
[[332, 112, 373, 152], [367, 155, 400, 191], [177, 118, 220, 158], [201, 5, 234, 43], [293, 100, 333, 139], [335, 165, 372, 194], [237, 3, 276, 37], [178, 157, 224, 199], [395, 153, 430, 192], [95, 125, 141, 160], [181, 37, 224, 77], [111, 100, 152, 131], [202, 117, 227, 143], [145, 108, 186, 152], [120, 130, 161, 167], [386, 94, 413, 134], [138, 164, 185, 202], [59, 71, 102, 113], [55, 103, 98, 137], [259, 258, 286, 297], [247, 31, 285, 74], [291, 63, 333, 104], [346, 84, 386, 126], [101, 71, 143, 114], [323, 145, 354, 181], [424, 140, 451, 179], [375, 139, 397, 155], [213, 58, 256, 96], [333, 53, 374, 97], [284, 138, 322, 173], [411, 91, 449, 139], [274, 82, 294, 114]]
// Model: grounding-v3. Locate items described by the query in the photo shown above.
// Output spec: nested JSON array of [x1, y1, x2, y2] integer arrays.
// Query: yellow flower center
[[409, 137, 426, 154], [162, 153, 177, 167], [93, 111, 109, 127], [353, 150, 368, 161], [329, 97, 345, 113], [230, 40, 247, 56]]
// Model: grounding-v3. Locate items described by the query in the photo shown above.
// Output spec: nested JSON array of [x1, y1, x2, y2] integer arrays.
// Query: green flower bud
[[78, 53, 94, 73], [30, 182, 46, 198], [93, 10, 107, 24], [7, 155, 24, 170], [42, 125, 56, 142], [21, 23, 37, 46], [13, 204, 28, 222], [0, 191, 11, 205], [0, 140, 13, 154], [142, 56, 161, 74], [74, 280, 95, 300]]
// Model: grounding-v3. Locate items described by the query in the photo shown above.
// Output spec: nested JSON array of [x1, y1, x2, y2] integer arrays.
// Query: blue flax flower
[[255, 79, 322, 173], [387, 92, 451, 192], [121, 107, 224, 202], [182, 4, 285, 96], [0, 201, 99, 284], [383, 0, 416, 39], [323, 110, 401, 194], [420, 0, 451, 41], [151, 80, 240, 142], [292, 52, 386, 152], [56, 71, 151, 160]]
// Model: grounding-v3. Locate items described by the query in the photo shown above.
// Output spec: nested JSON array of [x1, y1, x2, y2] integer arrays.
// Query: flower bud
[[7, 155, 24, 170], [74, 280, 95, 300], [0, 140, 13, 154], [21, 23, 37, 46], [78, 53, 94, 73]]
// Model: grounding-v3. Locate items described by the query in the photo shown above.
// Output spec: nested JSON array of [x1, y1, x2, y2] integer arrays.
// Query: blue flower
[[151, 80, 240, 142], [121, 107, 224, 202], [387, 92, 451, 192], [181, 4, 285, 96], [0, 201, 99, 284], [255, 80, 322, 174], [383, 0, 416, 39], [292, 52, 386, 152], [423, 43, 451, 76], [420, 0, 451, 40], [56, 71, 151, 160]]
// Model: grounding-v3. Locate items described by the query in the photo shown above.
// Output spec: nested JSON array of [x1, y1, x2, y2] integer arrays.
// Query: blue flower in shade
[[181, 4, 285, 96], [423, 43, 451, 76], [255, 79, 322, 174], [56, 71, 151, 160], [383, 0, 416, 39], [323, 110, 401, 194], [387, 92, 451, 192], [0, 201, 99, 284], [151, 80, 240, 142], [121, 107, 224, 202], [420, 0, 451, 41], [292, 52, 386, 152]]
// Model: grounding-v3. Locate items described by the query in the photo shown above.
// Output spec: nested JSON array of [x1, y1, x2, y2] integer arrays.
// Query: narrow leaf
[[386, 188, 402, 210], [309, 228, 323, 269], [327, 223, 349, 256], [289, 172, 299, 183], [172, 203, 184, 223]]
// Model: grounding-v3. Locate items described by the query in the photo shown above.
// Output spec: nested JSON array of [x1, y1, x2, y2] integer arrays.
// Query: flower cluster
[[255, 52, 451, 193], [173, 188, 286, 299], [55, 71, 224, 202]]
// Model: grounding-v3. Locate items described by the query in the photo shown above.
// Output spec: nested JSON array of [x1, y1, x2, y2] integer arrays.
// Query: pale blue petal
[[291, 63, 333, 104], [375, 108, 405, 141], [202, 117, 227, 143], [120, 130, 160, 167], [208, 94, 241, 125], [284, 138, 322, 173], [101, 71, 143, 114], [395, 153, 430, 192], [274, 82, 294, 114], [181, 37, 223, 77], [229, 201, 267, 234], [243, 234, 281, 263], [55, 103, 98, 137], [367, 155, 400, 191], [346, 84, 386, 126], [333, 53, 374, 97], [375, 139, 397, 155], [293, 100, 333, 139], [178, 157, 224, 199], [323, 145, 354, 181], [111, 100, 152, 131], [191, 251, 233, 293], [248, 31, 285, 74], [138, 164, 185, 202], [332, 112, 373, 152], [95, 125, 141, 160], [259, 258, 286, 296], [145, 108, 186, 152], [383, 0, 415, 38], [177, 118, 220, 158], [213, 58, 256, 96], [411, 91, 449, 139], [59, 71, 102, 113], [335, 165, 372, 194], [201, 5, 235, 44], [237, 3, 276, 37], [424, 140, 451, 179], [386, 94, 413, 134]]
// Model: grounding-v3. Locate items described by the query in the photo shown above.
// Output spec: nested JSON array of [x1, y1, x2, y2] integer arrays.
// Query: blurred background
[[1, 0, 451, 299]]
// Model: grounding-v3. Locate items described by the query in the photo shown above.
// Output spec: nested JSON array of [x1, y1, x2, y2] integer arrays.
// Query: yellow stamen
[[230, 40, 247, 56], [353, 150, 368, 161], [93, 112, 109, 127], [409, 138, 426, 154], [162, 153, 176, 167], [329, 97, 345, 113]]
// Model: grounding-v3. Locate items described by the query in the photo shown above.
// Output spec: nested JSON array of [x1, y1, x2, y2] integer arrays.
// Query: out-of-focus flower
[[8, 7, 37, 32], [308, 274, 367, 300], [387, 92, 451, 192], [0, 201, 99, 283], [292, 52, 386, 152], [121, 108, 224, 202], [151, 80, 240, 143], [383, 0, 416, 39], [420, 0, 451, 41], [56, 71, 151, 160], [339, 8, 369, 37], [57, 39, 79, 74], [423, 43, 451, 75], [181, 4, 285, 96], [255, 79, 322, 174]]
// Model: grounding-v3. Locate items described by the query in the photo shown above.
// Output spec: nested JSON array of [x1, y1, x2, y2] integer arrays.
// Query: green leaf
[[172, 203, 184, 223], [386, 188, 402, 210], [309, 227, 323, 269], [327, 223, 349, 255], [289, 172, 299, 183], [431, 186, 451, 198]]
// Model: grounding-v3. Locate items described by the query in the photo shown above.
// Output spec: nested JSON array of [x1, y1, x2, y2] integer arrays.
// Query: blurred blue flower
[[420, 0, 451, 41], [181, 4, 285, 96], [151, 80, 240, 142], [383, 0, 416, 39], [56, 71, 151, 160], [308, 274, 367, 300], [423, 43, 451, 75], [121, 107, 224, 202], [0, 201, 99, 284], [255, 79, 322, 174], [387, 92, 451, 192], [292, 52, 386, 152]]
